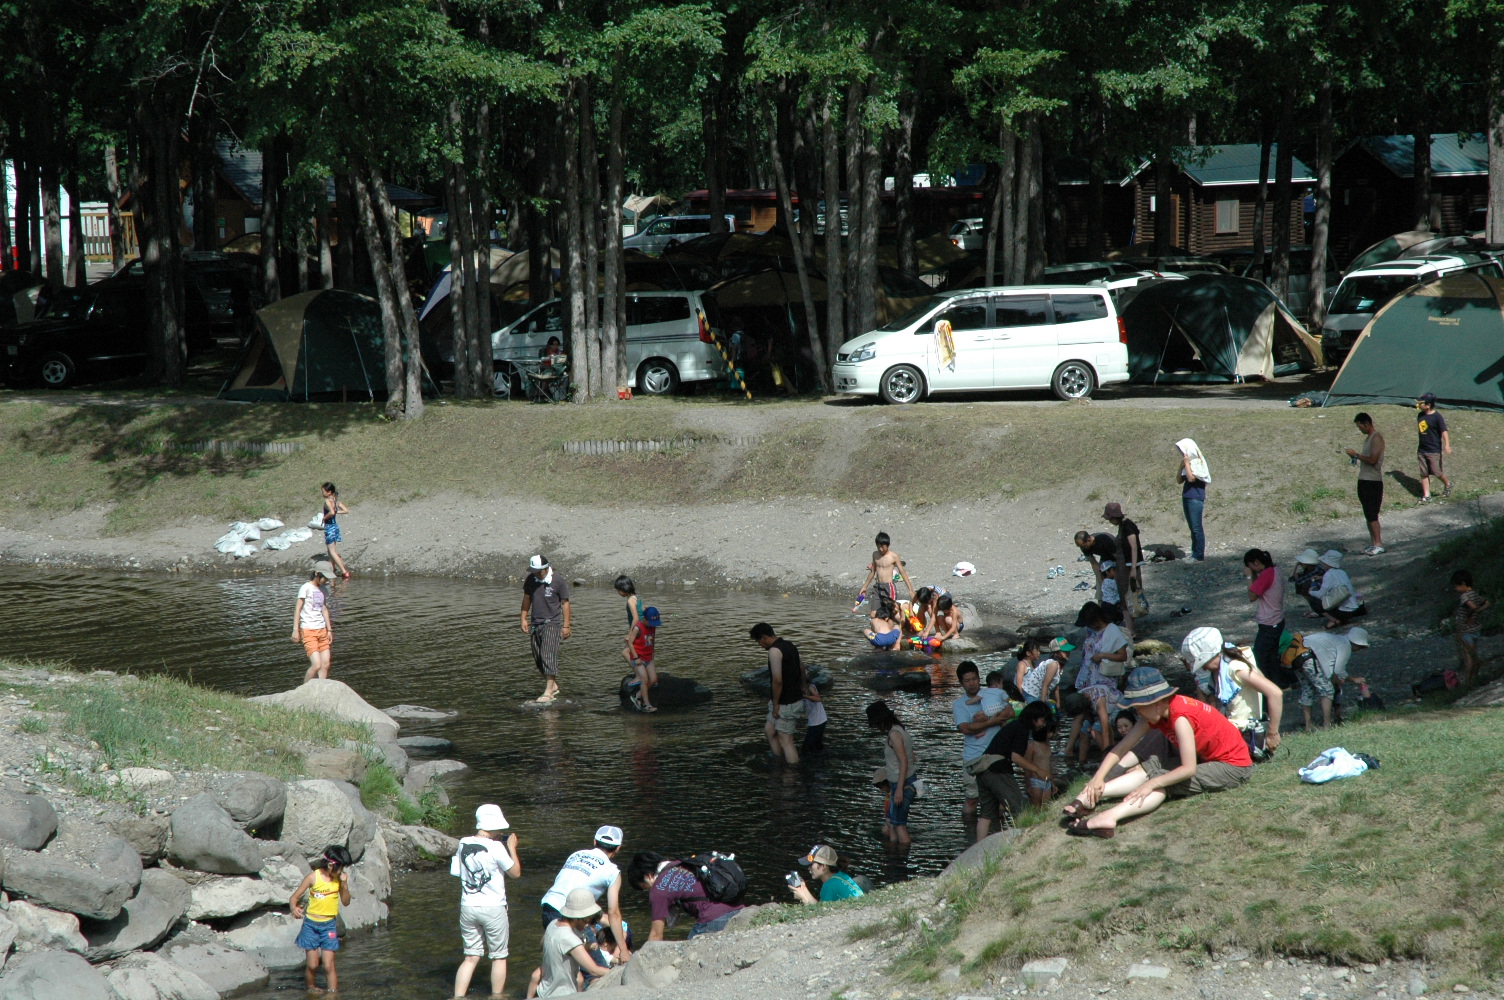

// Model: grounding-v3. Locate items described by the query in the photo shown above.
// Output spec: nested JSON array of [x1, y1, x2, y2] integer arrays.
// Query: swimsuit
[[869, 628, 900, 649], [323, 502, 341, 544]]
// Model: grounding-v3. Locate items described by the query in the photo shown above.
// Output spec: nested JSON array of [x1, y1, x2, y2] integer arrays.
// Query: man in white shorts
[[451, 804, 521, 997]]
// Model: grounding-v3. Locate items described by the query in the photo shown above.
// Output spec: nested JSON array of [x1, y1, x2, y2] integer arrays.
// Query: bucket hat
[[1180, 627, 1224, 669], [1319, 549, 1344, 569], [560, 887, 601, 919], [1119, 667, 1175, 707]]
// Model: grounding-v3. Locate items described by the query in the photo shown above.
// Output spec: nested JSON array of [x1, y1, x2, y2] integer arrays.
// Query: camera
[[784, 872, 802, 888]]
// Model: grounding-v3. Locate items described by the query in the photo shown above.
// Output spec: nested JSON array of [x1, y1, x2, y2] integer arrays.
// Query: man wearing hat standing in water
[[451, 804, 522, 997], [521, 555, 571, 704]]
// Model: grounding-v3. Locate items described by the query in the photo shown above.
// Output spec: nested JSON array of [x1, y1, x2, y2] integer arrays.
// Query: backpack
[[681, 852, 747, 904]]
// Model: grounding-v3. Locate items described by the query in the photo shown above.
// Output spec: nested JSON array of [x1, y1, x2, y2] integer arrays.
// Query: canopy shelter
[[1325, 272, 1504, 410], [221, 289, 434, 401], [1121, 273, 1323, 382]]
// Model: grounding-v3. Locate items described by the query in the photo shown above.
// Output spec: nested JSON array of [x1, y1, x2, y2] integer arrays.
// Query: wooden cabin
[[1125, 144, 1312, 255], [1331, 134, 1489, 265]]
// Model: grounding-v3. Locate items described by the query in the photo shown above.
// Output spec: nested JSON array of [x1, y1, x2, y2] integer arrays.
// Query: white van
[[830, 286, 1130, 403], [492, 291, 724, 395], [1322, 254, 1503, 363]]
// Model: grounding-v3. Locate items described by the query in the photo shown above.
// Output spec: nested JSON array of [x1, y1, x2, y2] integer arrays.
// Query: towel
[[1175, 438, 1211, 482], [936, 319, 956, 371]]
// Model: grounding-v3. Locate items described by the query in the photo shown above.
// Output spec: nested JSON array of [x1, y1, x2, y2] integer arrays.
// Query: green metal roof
[[1358, 134, 1488, 178], [1124, 144, 1315, 187]]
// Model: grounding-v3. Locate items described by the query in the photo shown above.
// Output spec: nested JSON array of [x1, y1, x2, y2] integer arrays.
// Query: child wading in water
[[321, 482, 351, 579], [625, 607, 662, 712], [293, 566, 336, 680], [290, 845, 353, 992]]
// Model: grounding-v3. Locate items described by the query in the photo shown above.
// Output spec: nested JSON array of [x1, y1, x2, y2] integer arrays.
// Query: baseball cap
[[314, 565, 336, 579], [475, 804, 508, 831], [1180, 626, 1223, 669], [594, 825, 624, 847], [1046, 637, 1076, 653], [529, 554, 549, 570], [798, 844, 840, 867], [1102, 502, 1124, 519], [642, 607, 662, 627], [1346, 626, 1371, 648], [1420, 392, 1437, 404]]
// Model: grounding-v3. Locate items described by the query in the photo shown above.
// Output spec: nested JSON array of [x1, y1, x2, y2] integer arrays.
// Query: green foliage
[[1430, 516, 1504, 631]]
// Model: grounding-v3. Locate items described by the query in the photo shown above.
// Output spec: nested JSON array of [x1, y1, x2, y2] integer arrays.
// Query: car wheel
[[636, 358, 680, 395], [36, 352, 77, 389], [1051, 360, 1096, 400], [878, 364, 925, 404]]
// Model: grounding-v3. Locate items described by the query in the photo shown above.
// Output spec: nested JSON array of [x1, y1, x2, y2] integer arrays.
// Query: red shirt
[[630, 623, 656, 661], [1152, 695, 1252, 767]]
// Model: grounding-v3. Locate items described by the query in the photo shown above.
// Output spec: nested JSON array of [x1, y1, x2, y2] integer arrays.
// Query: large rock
[[169, 794, 265, 874], [304, 748, 369, 784], [353, 828, 391, 900], [221, 910, 305, 969], [0, 791, 57, 850], [161, 941, 269, 995], [7, 899, 86, 953], [0, 950, 115, 1000], [369, 741, 409, 780], [0, 911, 16, 969], [941, 830, 1019, 877], [403, 759, 470, 796], [281, 780, 356, 860], [114, 767, 175, 790], [258, 854, 311, 897], [620, 940, 682, 988], [3, 817, 143, 920], [337, 865, 388, 932], [381, 704, 456, 721], [107, 812, 171, 863], [211, 773, 286, 832], [617, 672, 713, 709], [106, 951, 218, 1000], [185, 875, 279, 921], [380, 823, 458, 867], [251, 679, 399, 741], [82, 868, 190, 960], [1456, 679, 1504, 707], [395, 735, 453, 753]]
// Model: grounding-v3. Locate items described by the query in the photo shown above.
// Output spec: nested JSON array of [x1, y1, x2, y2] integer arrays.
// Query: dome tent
[[1121, 272, 1323, 383], [1324, 272, 1504, 411]]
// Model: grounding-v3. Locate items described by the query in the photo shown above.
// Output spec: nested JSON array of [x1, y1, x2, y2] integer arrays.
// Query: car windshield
[[878, 295, 947, 332], [37, 291, 95, 321], [1329, 275, 1419, 315]]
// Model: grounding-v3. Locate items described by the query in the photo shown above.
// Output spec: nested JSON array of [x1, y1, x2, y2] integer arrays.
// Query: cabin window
[[1215, 199, 1240, 234]]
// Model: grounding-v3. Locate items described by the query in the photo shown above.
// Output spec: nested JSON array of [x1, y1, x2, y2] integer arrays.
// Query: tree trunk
[[0, 135, 10, 271], [13, 149, 33, 274], [369, 161, 426, 419], [351, 165, 408, 415], [64, 162, 83, 287], [1249, 115, 1270, 278], [471, 98, 494, 389], [704, 89, 727, 233], [1490, 57, 1504, 244], [855, 83, 881, 336], [1024, 116, 1046, 279], [603, 85, 627, 390], [1413, 124, 1435, 231], [769, 99, 826, 392], [1010, 119, 1035, 283], [821, 91, 845, 367], [260, 138, 282, 303], [843, 81, 863, 343], [1152, 128, 1173, 258], [314, 189, 333, 289], [191, 118, 217, 251], [25, 158, 42, 274], [561, 89, 588, 400], [104, 146, 127, 270], [996, 123, 1017, 284], [984, 121, 1006, 286], [793, 100, 820, 262], [1042, 124, 1065, 267], [1270, 89, 1295, 299], [447, 161, 473, 397], [894, 87, 917, 278], [580, 77, 604, 399], [40, 159, 63, 287], [1308, 79, 1335, 331], [334, 173, 357, 289], [141, 113, 185, 387], [296, 212, 310, 293]]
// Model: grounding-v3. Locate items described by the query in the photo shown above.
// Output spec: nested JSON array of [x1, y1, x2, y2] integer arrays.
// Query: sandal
[[1065, 817, 1115, 839], [1059, 798, 1094, 821], [641, 704, 658, 713]]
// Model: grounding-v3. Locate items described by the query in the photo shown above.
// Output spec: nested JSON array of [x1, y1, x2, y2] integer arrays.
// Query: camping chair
[[514, 357, 570, 403]]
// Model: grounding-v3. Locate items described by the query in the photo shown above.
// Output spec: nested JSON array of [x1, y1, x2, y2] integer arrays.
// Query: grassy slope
[[887, 707, 1504, 979], [5, 397, 1504, 536]]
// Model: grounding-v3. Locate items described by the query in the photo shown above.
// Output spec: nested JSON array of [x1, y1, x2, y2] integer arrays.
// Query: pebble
[[1452, 987, 1469, 994], [1409, 975, 1428, 996]]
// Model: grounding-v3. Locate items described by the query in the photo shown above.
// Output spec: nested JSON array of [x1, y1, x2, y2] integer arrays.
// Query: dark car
[[1, 283, 217, 388], [104, 252, 260, 345]]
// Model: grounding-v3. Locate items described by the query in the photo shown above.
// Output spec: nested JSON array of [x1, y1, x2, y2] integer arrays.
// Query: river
[[0, 566, 1021, 998]]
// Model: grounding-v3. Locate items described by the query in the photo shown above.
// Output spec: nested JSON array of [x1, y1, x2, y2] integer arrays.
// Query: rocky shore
[[0, 669, 460, 999]]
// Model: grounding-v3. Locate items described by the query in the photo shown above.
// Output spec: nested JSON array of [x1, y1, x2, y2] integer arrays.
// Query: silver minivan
[[492, 291, 724, 395], [1322, 253, 1504, 363], [621, 215, 738, 256]]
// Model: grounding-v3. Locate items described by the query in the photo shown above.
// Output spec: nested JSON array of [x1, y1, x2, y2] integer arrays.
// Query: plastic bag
[[229, 541, 258, 559], [308, 514, 325, 530], [281, 527, 313, 544], [1298, 746, 1369, 784], [263, 535, 293, 551], [256, 517, 285, 531], [226, 521, 261, 541], [214, 533, 246, 553]]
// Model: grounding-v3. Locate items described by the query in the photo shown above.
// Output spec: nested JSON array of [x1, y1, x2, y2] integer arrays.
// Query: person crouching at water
[[290, 845, 353, 992], [788, 844, 865, 904], [532, 889, 613, 996], [864, 590, 902, 649], [924, 594, 963, 643], [292, 566, 335, 681], [452, 804, 522, 998], [1060, 667, 1253, 838]]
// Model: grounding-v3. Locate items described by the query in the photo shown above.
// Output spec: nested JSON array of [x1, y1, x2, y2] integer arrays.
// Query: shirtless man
[[854, 532, 915, 613]]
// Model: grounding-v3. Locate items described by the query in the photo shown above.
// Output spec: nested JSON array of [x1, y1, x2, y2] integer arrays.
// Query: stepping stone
[[396, 736, 453, 753], [381, 705, 457, 721]]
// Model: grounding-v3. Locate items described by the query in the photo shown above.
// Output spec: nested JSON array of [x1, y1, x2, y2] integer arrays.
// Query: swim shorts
[[324, 522, 342, 545], [300, 627, 331, 655], [296, 916, 340, 951]]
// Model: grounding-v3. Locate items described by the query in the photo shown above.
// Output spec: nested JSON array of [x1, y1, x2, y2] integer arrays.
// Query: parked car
[[830, 285, 1130, 404], [948, 218, 985, 251], [1321, 253, 1504, 363], [491, 290, 724, 395], [103, 251, 261, 345], [1039, 261, 1170, 301], [621, 215, 738, 256], [1, 283, 215, 388]]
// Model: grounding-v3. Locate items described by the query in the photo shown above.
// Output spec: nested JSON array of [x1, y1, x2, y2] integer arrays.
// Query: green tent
[[1324, 272, 1504, 410], [221, 289, 428, 401], [1122, 273, 1324, 383]]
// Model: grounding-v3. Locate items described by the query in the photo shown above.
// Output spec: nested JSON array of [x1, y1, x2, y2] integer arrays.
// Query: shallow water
[[0, 566, 1022, 998]]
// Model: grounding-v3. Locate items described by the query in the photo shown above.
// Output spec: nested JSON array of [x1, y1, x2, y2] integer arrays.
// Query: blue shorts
[[885, 779, 917, 827], [296, 916, 339, 951], [869, 629, 900, 648], [1461, 631, 1481, 648], [1028, 777, 1052, 792], [324, 522, 342, 544]]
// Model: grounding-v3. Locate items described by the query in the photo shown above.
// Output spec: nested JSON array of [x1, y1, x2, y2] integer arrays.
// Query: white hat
[[594, 825, 624, 847], [1319, 549, 1344, 568], [952, 561, 976, 577], [1345, 626, 1371, 648], [560, 887, 602, 919], [475, 804, 508, 831], [1180, 626, 1224, 669], [1295, 548, 1321, 565], [529, 555, 549, 570]]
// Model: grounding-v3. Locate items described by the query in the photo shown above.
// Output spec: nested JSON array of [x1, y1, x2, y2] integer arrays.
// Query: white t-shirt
[[297, 582, 328, 630], [1302, 632, 1353, 679], [540, 848, 619, 912], [451, 835, 515, 907], [537, 919, 586, 996], [804, 696, 828, 726]]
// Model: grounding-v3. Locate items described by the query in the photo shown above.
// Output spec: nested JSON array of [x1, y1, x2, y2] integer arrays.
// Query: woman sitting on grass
[[1060, 666, 1253, 838]]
